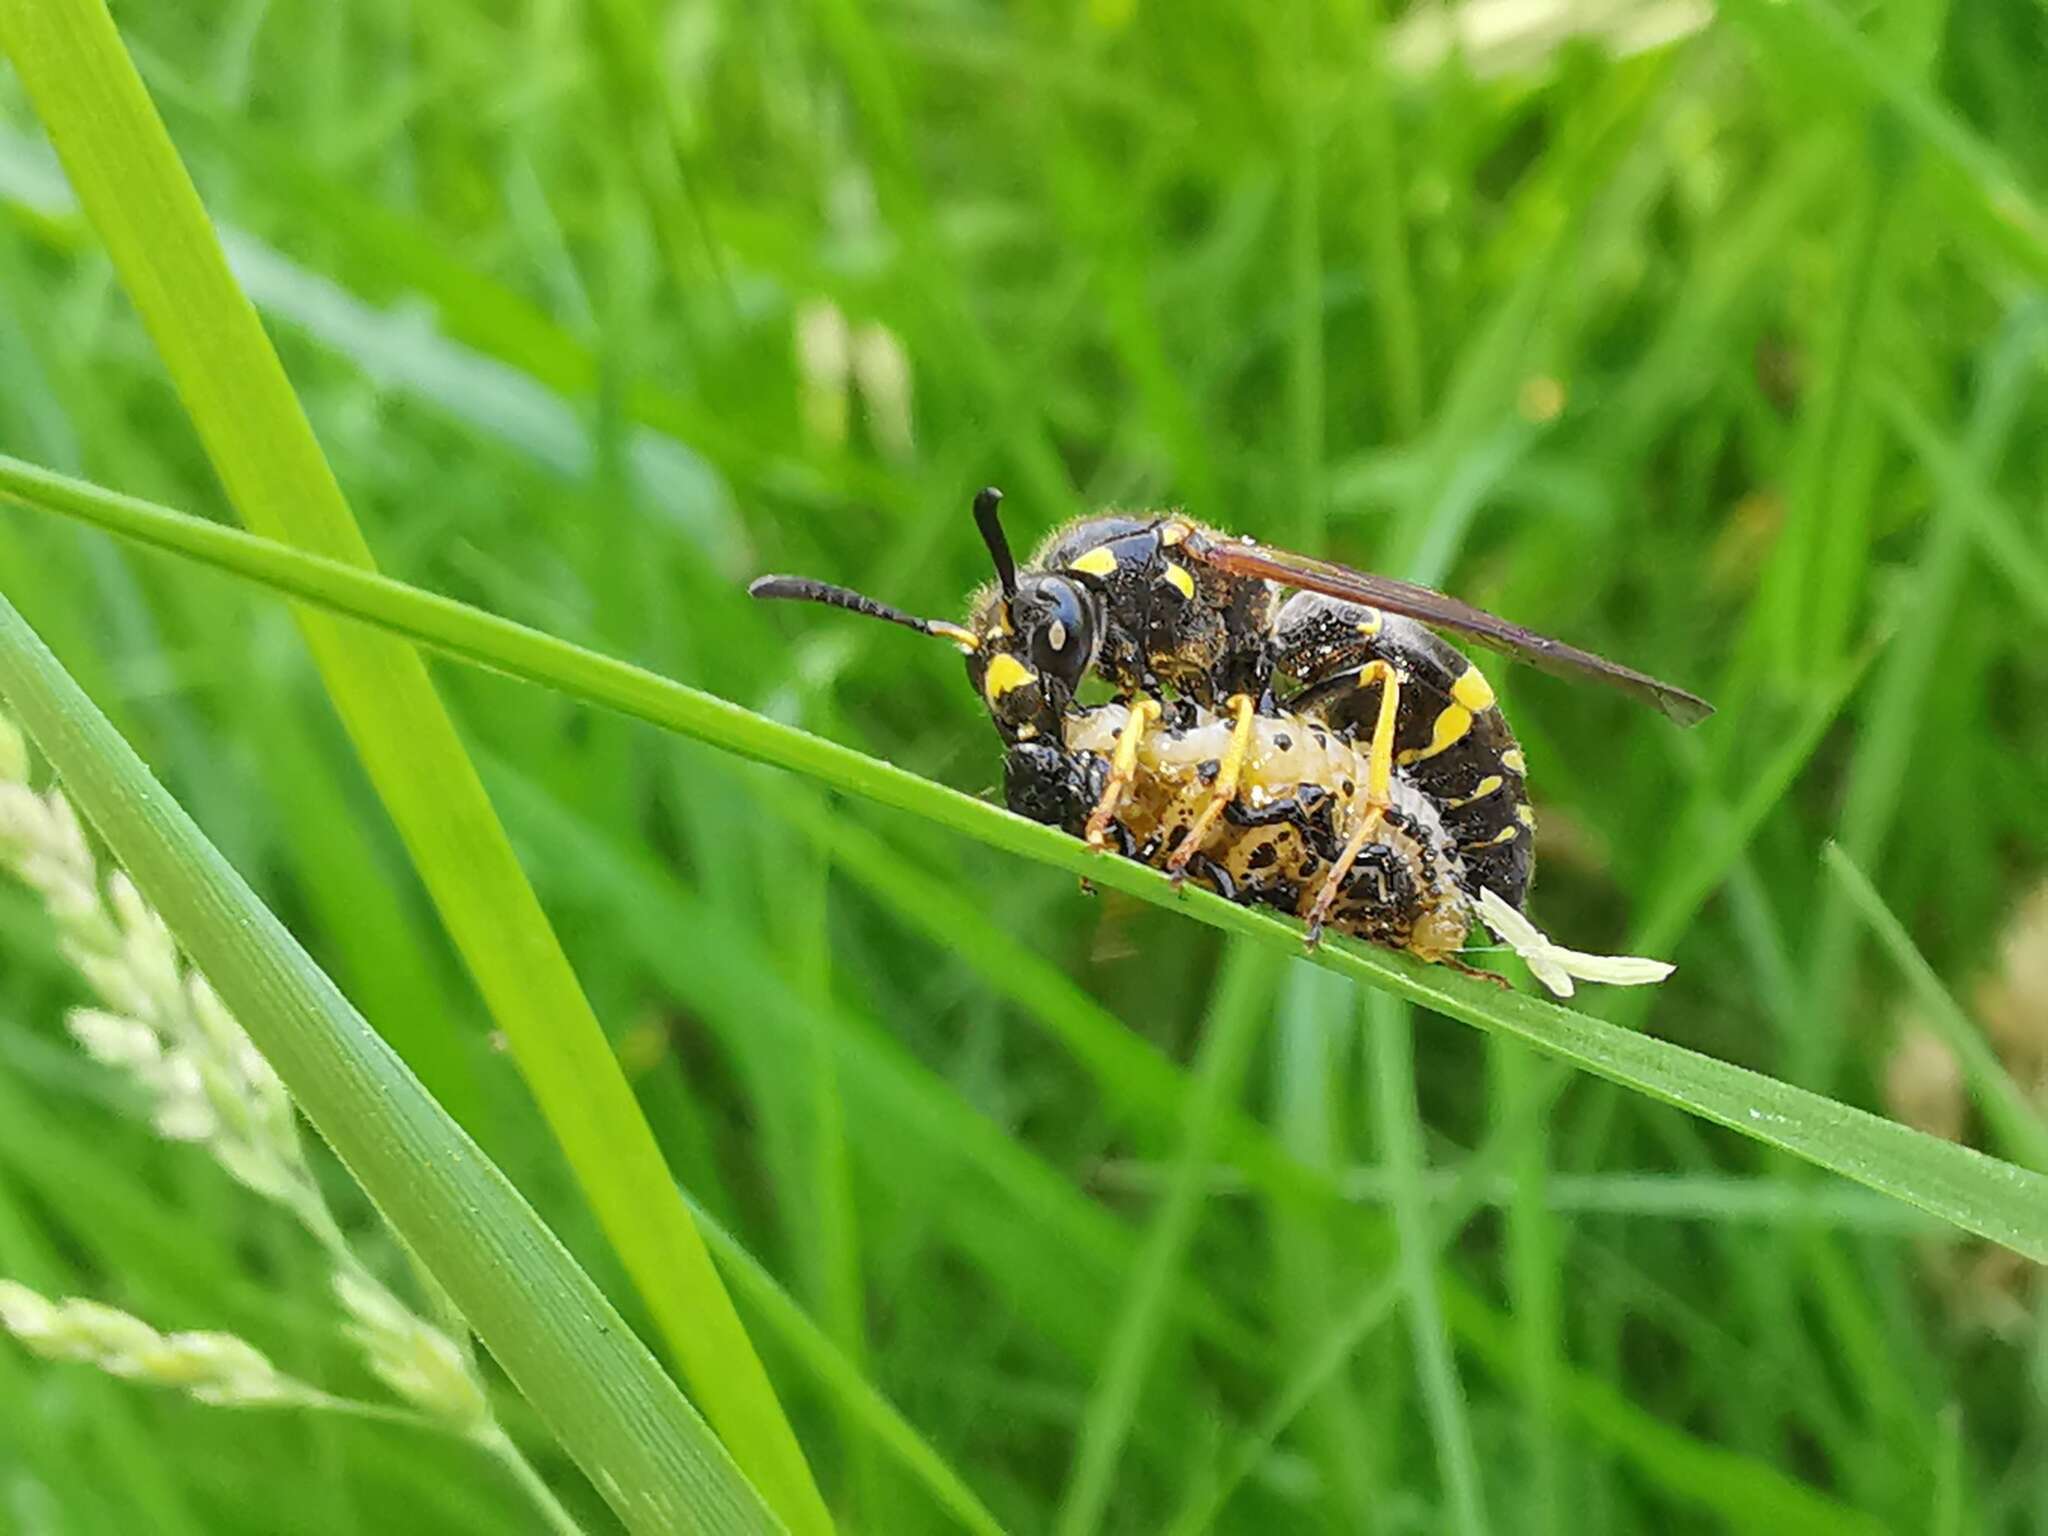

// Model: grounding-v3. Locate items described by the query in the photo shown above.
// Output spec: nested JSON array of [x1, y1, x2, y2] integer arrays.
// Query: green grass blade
[[1445, 1293, 1889, 1535], [679, 1196, 1012, 1536], [0, 593, 780, 1536], [4, 455, 2048, 1264], [1823, 843, 2048, 1171], [0, 9, 827, 1526], [1716, 0, 2048, 282], [1162, 1270, 1404, 1536], [1266, 966, 1375, 1532], [1158, 1062, 1886, 1535], [1880, 381, 2048, 627], [782, 779, 1895, 1530], [1799, 315, 2041, 1088], [1491, 1037, 1564, 1536], [1053, 942, 1281, 1536], [1368, 996, 1490, 1535], [491, 758, 1260, 1362]]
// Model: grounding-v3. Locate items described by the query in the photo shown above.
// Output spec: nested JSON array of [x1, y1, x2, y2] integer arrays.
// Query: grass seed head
[[335, 1270, 489, 1430], [0, 1281, 313, 1408], [0, 709, 309, 1205]]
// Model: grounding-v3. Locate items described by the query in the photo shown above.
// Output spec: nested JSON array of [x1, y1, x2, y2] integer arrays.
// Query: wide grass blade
[[3, 456, 2046, 1266], [0, 593, 780, 1536], [0, 7, 827, 1526]]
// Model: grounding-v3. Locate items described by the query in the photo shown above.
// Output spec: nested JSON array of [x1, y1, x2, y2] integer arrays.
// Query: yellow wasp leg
[[1082, 697, 1163, 851], [1305, 661, 1401, 948], [1163, 693, 1255, 884]]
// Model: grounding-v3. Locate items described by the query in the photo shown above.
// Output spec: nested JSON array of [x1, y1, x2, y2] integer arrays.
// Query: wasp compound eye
[[1018, 576, 1095, 690]]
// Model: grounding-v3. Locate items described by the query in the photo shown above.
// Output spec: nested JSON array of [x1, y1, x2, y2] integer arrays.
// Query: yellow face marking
[[983, 652, 1035, 703], [1516, 803, 1537, 827], [1501, 748, 1527, 774], [1399, 704, 1472, 765], [1354, 607, 1384, 637], [1451, 664, 1495, 714], [1162, 561, 1197, 601], [1069, 546, 1118, 578], [1449, 774, 1504, 809]]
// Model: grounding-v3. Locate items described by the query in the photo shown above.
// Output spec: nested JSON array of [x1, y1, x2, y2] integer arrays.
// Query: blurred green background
[[3, 0, 2047, 1530]]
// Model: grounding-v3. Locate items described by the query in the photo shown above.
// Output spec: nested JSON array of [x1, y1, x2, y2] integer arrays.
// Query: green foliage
[[0, 5, 825, 1529], [4, 452, 2044, 1268], [2, 0, 2046, 1530], [0, 622, 768, 1535]]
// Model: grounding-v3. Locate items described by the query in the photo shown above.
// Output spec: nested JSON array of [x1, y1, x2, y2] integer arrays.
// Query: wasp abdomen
[[1272, 594, 1533, 908]]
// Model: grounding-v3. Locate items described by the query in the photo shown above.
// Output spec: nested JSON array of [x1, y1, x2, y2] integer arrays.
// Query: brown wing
[[1182, 528, 1713, 726]]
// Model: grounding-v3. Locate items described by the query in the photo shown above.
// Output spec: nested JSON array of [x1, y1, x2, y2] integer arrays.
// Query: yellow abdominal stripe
[[1385, 666, 1497, 767], [1449, 774, 1504, 809], [983, 652, 1036, 702], [1451, 664, 1495, 713], [1400, 704, 1471, 765]]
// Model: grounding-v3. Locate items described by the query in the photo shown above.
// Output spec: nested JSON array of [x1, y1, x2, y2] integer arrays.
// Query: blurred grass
[[2, 0, 2047, 1530], [0, 589, 780, 1536], [0, 4, 824, 1528]]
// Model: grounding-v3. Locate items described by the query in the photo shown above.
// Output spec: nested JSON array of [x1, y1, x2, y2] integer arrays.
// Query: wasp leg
[[1304, 662, 1401, 948], [1082, 698, 1163, 851], [1443, 956, 1514, 990], [1163, 692, 1255, 886]]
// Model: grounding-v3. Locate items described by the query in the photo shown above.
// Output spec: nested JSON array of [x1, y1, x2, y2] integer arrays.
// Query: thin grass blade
[[1824, 844, 2048, 1171], [2, 456, 2047, 1263]]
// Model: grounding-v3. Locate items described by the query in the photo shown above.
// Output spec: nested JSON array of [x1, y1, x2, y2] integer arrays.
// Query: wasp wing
[[1182, 530, 1712, 725]]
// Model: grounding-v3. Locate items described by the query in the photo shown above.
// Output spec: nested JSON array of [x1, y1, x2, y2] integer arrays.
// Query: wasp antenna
[[972, 486, 1018, 599], [748, 575, 978, 650]]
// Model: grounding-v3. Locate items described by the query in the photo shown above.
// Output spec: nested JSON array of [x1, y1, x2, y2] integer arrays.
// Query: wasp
[[751, 490, 1708, 993]]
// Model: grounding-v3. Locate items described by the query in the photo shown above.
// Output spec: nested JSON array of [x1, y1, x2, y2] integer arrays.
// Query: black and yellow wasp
[[751, 490, 1708, 989]]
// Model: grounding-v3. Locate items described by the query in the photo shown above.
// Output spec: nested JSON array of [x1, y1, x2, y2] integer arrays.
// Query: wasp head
[[748, 485, 1102, 745], [965, 567, 1105, 742]]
